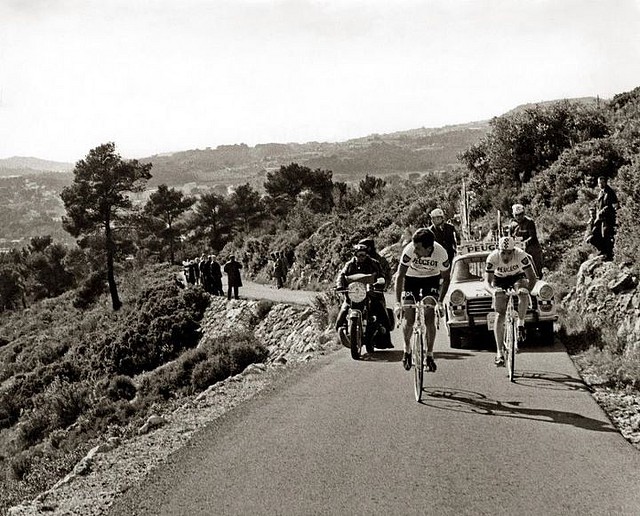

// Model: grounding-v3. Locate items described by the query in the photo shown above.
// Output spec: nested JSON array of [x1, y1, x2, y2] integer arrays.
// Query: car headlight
[[537, 284, 554, 301], [449, 289, 466, 305], [348, 282, 367, 303]]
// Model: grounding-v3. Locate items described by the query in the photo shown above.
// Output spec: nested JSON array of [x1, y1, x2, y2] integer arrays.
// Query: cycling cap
[[353, 243, 368, 254], [358, 238, 374, 249], [498, 236, 515, 251], [412, 228, 435, 248], [430, 208, 444, 218], [512, 203, 525, 215]]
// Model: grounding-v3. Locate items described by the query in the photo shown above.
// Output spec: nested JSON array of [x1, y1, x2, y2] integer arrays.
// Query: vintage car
[[443, 241, 558, 348]]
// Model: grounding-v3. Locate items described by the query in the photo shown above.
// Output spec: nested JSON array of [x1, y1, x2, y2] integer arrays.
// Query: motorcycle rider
[[335, 244, 391, 348], [358, 237, 394, 348]]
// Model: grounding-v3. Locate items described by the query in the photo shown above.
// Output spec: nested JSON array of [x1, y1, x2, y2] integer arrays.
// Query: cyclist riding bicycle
[[484, 236, 538, 367], [395, 228, 451, 372]]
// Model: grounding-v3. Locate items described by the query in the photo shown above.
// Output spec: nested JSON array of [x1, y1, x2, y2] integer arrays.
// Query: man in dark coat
[[509, 203, 543, 278], [223, 255, 243, 300], [428, 208, 459, 264], [595, 176, 618, 261], [210, 255, 223, 296]]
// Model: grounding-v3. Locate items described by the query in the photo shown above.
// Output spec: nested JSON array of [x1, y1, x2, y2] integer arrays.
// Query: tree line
[[0, 142, 388, 312]]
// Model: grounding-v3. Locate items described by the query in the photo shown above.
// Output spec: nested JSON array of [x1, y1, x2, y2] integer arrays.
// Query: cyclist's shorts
[[493, 273, 526, 290], [403, 275, 440, 303]]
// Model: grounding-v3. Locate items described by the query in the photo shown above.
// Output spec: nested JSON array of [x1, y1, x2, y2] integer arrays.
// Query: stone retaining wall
[[563, 256, 640, 354], [198, 297, 338, 363]]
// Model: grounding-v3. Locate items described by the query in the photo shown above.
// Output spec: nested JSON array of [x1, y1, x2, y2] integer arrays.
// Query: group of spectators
[[182, 254, 244, 300]]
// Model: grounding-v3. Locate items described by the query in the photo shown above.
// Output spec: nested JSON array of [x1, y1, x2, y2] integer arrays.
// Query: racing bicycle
[[401, 292, 441, 402], [502, 288, 531, 382]]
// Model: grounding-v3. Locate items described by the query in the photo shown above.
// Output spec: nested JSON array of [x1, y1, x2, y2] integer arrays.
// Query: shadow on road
[[512, 370, 591, 392], [418, 387, 616, 434], [362, 350, 403, 363]]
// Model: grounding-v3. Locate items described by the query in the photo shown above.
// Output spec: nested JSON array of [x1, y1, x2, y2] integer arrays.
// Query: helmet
[[512, 203, 525, 215], [430, 208, 444, 218], [412, 228, 435, 248], [498, 236, 515, 251]]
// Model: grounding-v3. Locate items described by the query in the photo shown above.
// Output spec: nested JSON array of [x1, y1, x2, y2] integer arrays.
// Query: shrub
[[73, 271, 106, 310], [191, 355, 232, 391], [255, 299, 274, 319], [105, 375, 137, 401]]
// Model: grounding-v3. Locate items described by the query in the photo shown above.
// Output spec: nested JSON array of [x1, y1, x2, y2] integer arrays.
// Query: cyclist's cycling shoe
[[402, 352, 412, 371], [426, 356, 437, 372], [517, 326, 527, 343], [494, 356, 505, 367], [338, 327, 350, 348]]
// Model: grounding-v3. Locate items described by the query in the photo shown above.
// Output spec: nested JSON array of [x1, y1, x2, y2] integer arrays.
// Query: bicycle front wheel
[[504, 319, 516, 382], [412, 331, 424, 401]]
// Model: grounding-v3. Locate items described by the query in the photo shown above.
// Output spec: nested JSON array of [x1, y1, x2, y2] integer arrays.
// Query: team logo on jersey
[[402, 254, 411, 264], [521, 257, 530, 266]]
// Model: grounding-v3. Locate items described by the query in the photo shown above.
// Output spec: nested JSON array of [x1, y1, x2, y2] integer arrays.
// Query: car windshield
[[452, 256, 486, 282]]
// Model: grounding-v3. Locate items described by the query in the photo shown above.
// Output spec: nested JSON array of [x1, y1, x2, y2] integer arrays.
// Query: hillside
[[140, 121, 490, 189]]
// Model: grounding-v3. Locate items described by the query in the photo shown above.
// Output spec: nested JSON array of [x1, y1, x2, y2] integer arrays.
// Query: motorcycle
[[336, 273, 393, 360]]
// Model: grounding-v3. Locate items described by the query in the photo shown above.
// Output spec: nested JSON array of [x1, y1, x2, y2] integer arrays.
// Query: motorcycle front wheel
[[349, 318, 362, 360]]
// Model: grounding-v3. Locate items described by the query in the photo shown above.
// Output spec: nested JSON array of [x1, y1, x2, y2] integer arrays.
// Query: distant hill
[[1, 96, 600, 189], [141, 120, 491, 189], [0, 157, 74, 176], [501, 96, 602, 117]]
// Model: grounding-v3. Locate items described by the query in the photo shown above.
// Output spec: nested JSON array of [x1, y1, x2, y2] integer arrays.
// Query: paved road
[[109, 301, 640, 515]]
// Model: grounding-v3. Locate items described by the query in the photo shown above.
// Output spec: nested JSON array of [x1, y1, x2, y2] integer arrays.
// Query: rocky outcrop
[[198, 297, 336, 363], [563, 255, 640, 354]]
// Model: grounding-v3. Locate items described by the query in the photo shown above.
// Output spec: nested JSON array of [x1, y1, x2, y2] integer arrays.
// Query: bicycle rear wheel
[[412, 331, 424, 401]]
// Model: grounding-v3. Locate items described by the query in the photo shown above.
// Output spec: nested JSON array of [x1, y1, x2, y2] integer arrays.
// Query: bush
[[191, 355, 232, 391], [73, 271, 106, 310], [255, 299, 274, 319], [105, 375, 137, 401]]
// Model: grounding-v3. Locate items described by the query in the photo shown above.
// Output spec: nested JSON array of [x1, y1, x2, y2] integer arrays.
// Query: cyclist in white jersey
[[395, 228, 451, 372], [484, 236, 537, 366]]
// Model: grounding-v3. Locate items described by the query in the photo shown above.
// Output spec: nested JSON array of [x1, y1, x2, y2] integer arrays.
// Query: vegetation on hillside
[[0, 265, 266, 511]]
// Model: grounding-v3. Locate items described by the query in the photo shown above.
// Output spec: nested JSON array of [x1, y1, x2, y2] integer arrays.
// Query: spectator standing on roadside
[[585, 207, 605, 256], [509, 203, 543, 278], [274, 252, 286, 289], [428, 208, 459, 264], [595, 176, 618, 261], [199, 254, 212, 293], [223, 255, 243, 300], [187, 259, 197, 286], [210, 255, 224, 296]]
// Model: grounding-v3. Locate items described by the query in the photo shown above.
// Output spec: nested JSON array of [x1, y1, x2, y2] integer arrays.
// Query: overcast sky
[[1, 0, 639, 163]]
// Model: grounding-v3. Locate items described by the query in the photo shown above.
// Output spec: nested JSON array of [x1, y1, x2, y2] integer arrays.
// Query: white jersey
[[399, 241, 450, 278], [485, 248, 532, 278]]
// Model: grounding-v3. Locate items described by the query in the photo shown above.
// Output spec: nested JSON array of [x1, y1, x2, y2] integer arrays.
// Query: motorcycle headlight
[[449, 289, 466, 305], [538, 284, 554, 301], [348, 282, 367, 303]]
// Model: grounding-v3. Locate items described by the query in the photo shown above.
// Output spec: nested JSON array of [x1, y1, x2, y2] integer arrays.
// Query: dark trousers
[[227, 285, 239, 300]]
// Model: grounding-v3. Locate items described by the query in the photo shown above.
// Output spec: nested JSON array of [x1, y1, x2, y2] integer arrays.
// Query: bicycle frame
[[502, 289, 531, 382], [402, 292, 441, 401]]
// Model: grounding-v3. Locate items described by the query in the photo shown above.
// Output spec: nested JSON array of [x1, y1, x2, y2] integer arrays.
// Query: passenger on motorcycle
[[395, 228, 451, 372], [484, 236, 538, 367], [335, 244, 391, 348]]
